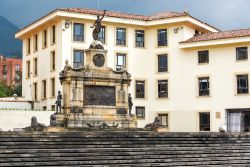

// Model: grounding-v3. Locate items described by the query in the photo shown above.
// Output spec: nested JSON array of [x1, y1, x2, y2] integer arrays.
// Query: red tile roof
[[58, 8, 188, 21], [16, 8, 219, 36], [181, 28, 250, 43]]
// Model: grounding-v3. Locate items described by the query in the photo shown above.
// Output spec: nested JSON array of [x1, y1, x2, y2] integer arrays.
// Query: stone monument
[[54, 11, 137, 128]]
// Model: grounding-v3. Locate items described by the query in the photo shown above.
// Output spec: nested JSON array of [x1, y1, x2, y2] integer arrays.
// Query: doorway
[[227, 109, 250, 132]]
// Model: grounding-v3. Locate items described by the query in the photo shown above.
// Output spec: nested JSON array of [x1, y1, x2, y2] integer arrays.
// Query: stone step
[[1, 132, 250, 166], [0, 151, 249, 158], [1, 140, 250, 145], [1, 158, 250, 166]]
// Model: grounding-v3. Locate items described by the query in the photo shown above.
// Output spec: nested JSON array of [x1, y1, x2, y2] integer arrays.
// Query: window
[[236, 47, 248, 60], [158, 54, 168, 72], [135, 30, 144, 47], [52, 25, 56, 44], [195, 30, 200, 35], [136, 80, 145, 98], [51, 78, 55, 97], [15, 65, 21, 80], [198, 50, 209, 64], [43, 29, 47, 48], [158, 114, 168, 127], [158, 80, 168, 98], [26, 61, 30, 78], [51, 51, 56, 71], [116, 28, 126, 46], [237, 74, 249, 94], [199, 112, 210, 131], [33, 58, 38, 76], [198, 77, 210, 96], [73, 50, 84, 68], [157, 29, 167, 46], [136, 106, 145, 119], [33, 82, 37, 101], [27, 38, 31, 54], [2, 65, 7, 74], [43, 106, 47, 111], [42, 80, 47, 99], [98, 26, 105, 44], [73, 23, 84, 41], [51, 105, 55, 111], [116, 53, 126, 71], [15, 64, 20, 72], [34, 34, 38, 51], [2, 65, 7, 80]]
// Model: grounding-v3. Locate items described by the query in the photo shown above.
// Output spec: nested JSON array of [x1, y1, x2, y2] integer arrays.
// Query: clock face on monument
[[93, 54, 105, 67]]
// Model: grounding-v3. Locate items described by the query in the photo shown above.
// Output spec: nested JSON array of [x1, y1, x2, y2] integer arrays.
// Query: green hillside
[[0, 16, 22, 58]]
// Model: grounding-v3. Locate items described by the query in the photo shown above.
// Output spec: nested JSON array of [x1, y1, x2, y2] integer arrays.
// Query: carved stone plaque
[[84, 86, 116, 106]]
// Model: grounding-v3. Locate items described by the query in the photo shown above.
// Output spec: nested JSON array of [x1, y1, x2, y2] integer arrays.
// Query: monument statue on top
[[91, 10, 107, 41]]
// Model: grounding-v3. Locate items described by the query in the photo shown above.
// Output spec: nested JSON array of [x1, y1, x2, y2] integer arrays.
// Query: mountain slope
[[0, 16, 22, 58]]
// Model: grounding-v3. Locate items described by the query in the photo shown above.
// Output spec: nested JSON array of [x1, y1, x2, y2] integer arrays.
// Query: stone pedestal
[[57, 41, 137, 128]]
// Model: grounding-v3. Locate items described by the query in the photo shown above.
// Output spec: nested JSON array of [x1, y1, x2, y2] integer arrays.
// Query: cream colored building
[[15, 8, 250, 132]]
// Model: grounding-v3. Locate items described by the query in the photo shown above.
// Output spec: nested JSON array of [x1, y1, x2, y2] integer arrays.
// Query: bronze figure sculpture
[[91, 10, 107, 41], [128, 93, 133, 115], [55, 91, 62, 114]]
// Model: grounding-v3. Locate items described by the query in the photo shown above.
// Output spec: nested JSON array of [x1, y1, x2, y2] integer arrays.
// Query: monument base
[[55, 113, 137, 129]]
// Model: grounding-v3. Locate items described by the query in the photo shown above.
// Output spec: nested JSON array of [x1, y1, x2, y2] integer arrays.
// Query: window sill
[[156, 45, 168, 48], [72, 40, 84, 43], [134, 46, 146, 49], [198, 63, 209, 65], [199, 130, 211, 132], [115, 44, 127, 47], [50, 69, 56, 72], [197, 95, 211, 98], [236, 59, 248, 62], [134, 98, 147, 100], [33, 50, 38, 53], [235, 93, 250, 96], [42, 46, 47, 49], [156, 71, 169, 74], [33, 74, 38, 77], [136, 117, 145, 120], [156, 97, 169, 100], [51, 42, 56, 46]]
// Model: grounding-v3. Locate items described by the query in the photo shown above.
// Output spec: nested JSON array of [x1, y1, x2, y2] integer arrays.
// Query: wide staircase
[[1, 131, 250, 166]]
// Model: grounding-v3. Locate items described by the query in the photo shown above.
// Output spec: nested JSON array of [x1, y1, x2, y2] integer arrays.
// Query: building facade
[[15, 8, 250, 132], [0, 55, 22, 86]]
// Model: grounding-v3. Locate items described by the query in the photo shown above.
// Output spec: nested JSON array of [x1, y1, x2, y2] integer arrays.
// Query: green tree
[[0, 83, 13, 97]]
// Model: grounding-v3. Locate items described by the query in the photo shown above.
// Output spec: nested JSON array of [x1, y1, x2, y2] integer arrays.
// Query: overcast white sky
[[0, 0, 250, 30]]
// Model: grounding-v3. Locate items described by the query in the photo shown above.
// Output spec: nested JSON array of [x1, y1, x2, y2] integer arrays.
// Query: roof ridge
[[58, 7, 184, 17], [149, 10, 185, 16], [58, 7, 147, 17]]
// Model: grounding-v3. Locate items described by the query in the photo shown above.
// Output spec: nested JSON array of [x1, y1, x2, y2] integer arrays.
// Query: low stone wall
[[0, 100, 31, 110], [0, 110, 54, 131]]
